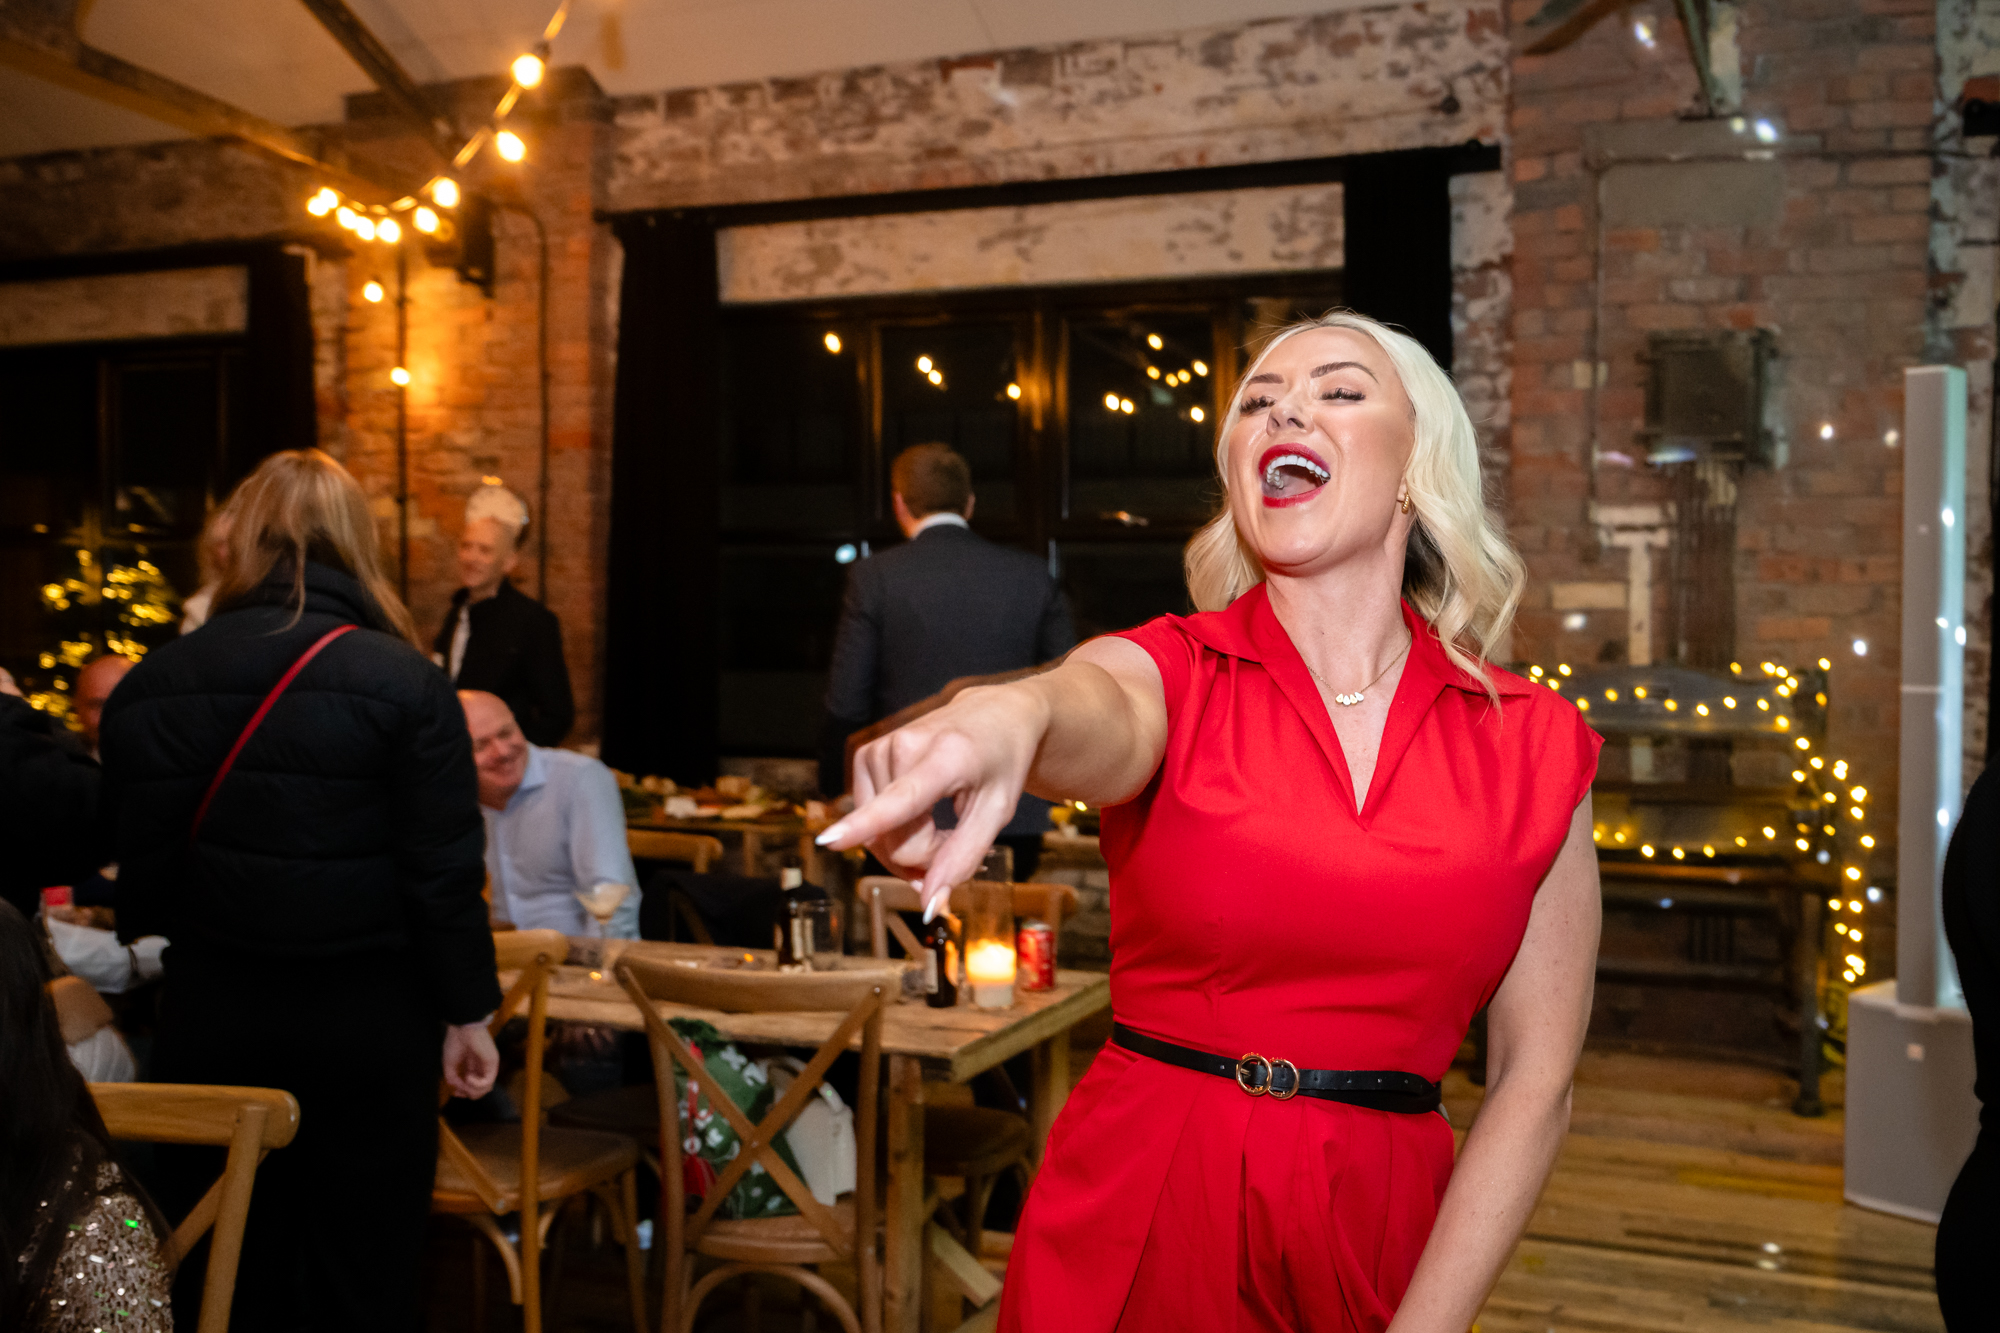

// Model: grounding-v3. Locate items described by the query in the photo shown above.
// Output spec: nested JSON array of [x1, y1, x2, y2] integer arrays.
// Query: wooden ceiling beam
[[0, 0, 419, 201], [295, 0, 459, 158]]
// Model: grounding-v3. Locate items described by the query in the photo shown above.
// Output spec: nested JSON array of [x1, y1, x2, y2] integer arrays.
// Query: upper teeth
[[1264, 453, 1329, 486]]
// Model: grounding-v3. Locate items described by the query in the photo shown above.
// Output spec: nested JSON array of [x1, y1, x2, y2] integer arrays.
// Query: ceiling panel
[[0, 66, 191, 158]]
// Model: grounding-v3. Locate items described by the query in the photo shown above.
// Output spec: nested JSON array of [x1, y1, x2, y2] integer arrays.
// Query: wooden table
[[539, 938, 1112, 1332], [625, 814, 820, 879]]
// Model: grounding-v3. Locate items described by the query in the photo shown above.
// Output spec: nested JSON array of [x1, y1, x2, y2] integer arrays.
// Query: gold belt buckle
[[1268, 1058, 1300, 1101], [1236, 1053, 1272, 1096]]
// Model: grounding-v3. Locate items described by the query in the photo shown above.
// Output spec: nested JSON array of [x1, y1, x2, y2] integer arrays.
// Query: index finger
[[818, 748, 961, 851]]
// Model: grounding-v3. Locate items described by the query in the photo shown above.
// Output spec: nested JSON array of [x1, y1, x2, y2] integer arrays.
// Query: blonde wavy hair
[[210, 448, 421, 647], [1183, 310, 1523, 699]]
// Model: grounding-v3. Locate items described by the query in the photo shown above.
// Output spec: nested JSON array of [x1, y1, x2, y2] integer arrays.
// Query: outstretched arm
[[818, 635, 1166, 915], [1386, 797, 1600, 1332]]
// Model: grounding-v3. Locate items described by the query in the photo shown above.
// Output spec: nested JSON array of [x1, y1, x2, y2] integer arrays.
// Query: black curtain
[[1341, 150, 1456, 372], [603, 213, 722, 781], [239, 246, 318, 478]]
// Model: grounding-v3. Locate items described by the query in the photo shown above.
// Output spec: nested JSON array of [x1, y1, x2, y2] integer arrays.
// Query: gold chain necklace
[[1303, 634, 1411, 707]]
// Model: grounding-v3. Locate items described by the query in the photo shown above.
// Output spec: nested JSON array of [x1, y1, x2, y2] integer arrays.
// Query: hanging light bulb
[[362, 280, 385, 304], [413, 207, 439, 235], [336, 206, 359, 231], [495, 130, 527, 162], [307, 188, 338, 216], [390, 366, 411, 386], [430, 177, 461, 208], [354, 216, 377, 241], [376, 217, 402, 245], [512, 53, 547, 88]]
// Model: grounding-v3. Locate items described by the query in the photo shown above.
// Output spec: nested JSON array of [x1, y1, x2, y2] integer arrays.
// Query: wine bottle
[[923, 914, 958, 1008], [775, 860, 807, 970]]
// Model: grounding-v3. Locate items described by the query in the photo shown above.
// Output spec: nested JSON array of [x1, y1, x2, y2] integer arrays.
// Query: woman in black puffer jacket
[[100, 449, 500, 1333]]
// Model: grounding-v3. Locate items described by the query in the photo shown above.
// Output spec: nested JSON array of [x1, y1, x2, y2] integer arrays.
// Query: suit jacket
[[822, 523, 1076, 834], [434, 581, 575, 746]]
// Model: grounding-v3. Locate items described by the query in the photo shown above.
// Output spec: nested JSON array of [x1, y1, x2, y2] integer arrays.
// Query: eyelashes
[[1235, 388, 1365, 414]]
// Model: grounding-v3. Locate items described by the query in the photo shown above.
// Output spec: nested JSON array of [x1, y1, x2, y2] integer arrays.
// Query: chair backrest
[[616, 955, 887, 1269], [628, 828, 725, 873], [863, 875, 1079, 960], [438, 930, 567, 1219], [92, 1082, 300, 1333]]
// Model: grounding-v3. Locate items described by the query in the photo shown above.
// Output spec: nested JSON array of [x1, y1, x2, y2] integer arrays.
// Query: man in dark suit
[[432, 482, 575, 746], [822, 444, 1075, 878]]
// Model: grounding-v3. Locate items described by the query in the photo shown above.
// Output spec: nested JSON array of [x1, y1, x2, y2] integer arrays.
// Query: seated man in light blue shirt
[[461, 690, 640, 938]]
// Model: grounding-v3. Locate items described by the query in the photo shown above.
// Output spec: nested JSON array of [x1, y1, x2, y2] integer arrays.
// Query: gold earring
[[1399, 493, 1413, 514]]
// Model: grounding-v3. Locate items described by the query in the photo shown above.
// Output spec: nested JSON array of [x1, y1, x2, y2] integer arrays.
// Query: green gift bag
[[668, 1018, 805, 1219]]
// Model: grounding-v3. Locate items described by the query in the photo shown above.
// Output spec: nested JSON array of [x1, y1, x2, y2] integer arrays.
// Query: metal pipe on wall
[[395, 243, 409, 600]]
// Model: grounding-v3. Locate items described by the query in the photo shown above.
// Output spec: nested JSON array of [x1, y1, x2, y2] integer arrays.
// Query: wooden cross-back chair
[[90, 1082, 300, 1333], [616, 956, 888, 1333], [627, 830, 728, 944], [432, 929, 647, 1333], [861, 875, 1078, 1266]]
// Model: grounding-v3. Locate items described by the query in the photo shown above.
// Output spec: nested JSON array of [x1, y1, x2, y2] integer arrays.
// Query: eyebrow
[[1243, 360, 1380, 388]]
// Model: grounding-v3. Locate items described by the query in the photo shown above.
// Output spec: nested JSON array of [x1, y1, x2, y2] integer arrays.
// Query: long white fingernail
[[923, 896, 940, 923], [815, 822, 847, 846]]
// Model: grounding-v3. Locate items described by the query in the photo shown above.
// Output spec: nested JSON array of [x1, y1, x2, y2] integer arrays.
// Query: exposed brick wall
[[1506, 0, 1964, 847], [0, 104, 619, 742]]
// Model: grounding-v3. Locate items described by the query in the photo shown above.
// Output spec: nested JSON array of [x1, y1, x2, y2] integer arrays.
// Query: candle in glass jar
[[965, 939, 1017, 1009]]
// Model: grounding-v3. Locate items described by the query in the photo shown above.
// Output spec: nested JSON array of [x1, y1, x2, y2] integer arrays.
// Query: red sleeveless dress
[[998, 585, 1599, 1332]]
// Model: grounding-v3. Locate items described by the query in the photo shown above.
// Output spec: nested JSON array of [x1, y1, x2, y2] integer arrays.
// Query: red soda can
[[1016, 918, 1056, 991]]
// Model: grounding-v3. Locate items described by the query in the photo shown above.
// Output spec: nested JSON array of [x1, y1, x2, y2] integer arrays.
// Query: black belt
[[1112, 1024, 1442, 1115]]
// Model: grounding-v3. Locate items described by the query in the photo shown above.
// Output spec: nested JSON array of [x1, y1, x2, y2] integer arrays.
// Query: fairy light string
[[302, 2, 572, 250], [1534, 653, 1877, 1016]]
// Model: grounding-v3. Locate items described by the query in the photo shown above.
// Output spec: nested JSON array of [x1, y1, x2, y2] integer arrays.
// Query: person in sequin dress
[[0, 899, 171, 1331]]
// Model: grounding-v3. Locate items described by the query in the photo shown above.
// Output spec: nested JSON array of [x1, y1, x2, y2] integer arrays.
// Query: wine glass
[[573, 880, 631, 980]]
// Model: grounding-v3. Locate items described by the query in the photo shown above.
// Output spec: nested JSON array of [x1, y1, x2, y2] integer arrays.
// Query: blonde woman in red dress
[[820, 311, 1602, 1332]]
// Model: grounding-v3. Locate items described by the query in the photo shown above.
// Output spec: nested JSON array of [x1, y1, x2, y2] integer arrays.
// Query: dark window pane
[[879, 323, 1021, 525], [717, 542, 854, 754], [1056, 541, 1193, 640], [719, 318, 863, 533], [0, 349, 96, 537], [109, 358, 219, 538], [1065, 314, 1220, 527]]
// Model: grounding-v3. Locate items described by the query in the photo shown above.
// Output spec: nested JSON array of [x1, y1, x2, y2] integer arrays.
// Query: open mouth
[[1258, 444, 1330, 506]]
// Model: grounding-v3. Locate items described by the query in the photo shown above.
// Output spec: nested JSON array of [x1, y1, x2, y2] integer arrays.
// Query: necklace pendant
[[1332, 690, 1365, 707]]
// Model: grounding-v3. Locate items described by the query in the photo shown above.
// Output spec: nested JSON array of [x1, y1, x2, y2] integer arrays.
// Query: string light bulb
[[362, 281, 385, 303], [376, 217, 402, 245], [336, 206, 358, 231], [390, 366, 411, 386], [495, 130, 527, 162], [823, 332, 842, 354], [431, 177, 460, 208], [1006, 383, 1023, 400], [512, 53, 546, 88], [307, 188, 337, 216], [1190, 406, 1206, 423], [354, 217, 377, 241], [414, 207, 439, 235]]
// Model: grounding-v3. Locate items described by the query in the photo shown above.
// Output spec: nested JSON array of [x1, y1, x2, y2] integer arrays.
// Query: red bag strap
[[188, 624, 358, 845]]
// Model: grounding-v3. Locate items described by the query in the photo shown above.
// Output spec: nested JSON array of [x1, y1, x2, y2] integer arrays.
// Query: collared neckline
[[506, 743, 550, 810], [1174, 583, 1532, 819], [911, 512, 970, 537]]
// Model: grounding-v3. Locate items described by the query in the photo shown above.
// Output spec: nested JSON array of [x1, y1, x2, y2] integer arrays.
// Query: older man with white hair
[[460, 690, 640, 938], [434, 480, 575, 744]]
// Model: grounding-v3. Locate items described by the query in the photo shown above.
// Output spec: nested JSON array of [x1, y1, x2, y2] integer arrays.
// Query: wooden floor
[[1457, 1052, 1941, 1333], [423, 1038, 1945, 1332]]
